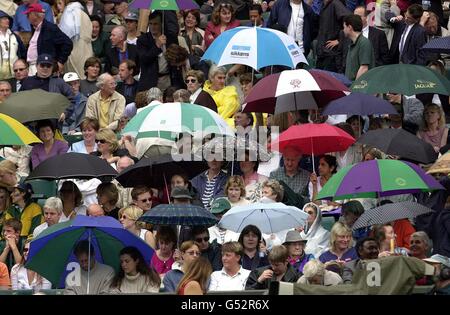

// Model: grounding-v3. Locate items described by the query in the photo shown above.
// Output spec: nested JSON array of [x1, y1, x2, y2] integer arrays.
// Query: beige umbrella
[[427, 152, 450, 174]]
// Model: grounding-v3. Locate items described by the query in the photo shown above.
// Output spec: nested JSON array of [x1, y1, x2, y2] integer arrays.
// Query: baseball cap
[[210, 197, 231, 214], [37, 54, 53, 65], [170, 187, 193, 199], [23, 3, 45, 15], [63, 72, 80, 82], [125, 12, 138, 21]]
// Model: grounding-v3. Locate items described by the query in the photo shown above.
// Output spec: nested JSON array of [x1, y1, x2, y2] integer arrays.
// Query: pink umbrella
[[243, 69, 350, 114]]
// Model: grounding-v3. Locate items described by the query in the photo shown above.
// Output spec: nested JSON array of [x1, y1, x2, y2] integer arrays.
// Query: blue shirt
[[12, 1, 54, 32]]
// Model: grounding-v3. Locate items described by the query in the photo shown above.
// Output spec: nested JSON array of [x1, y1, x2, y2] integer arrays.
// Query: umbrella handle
[[87, 229, 91, 295], [164, 173, 170, 204]]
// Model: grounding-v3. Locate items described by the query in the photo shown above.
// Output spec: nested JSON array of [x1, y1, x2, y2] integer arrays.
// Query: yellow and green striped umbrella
[[0, 113, 42, 145]]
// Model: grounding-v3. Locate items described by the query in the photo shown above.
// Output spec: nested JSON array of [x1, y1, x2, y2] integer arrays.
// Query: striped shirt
[[201, 171, 219, 210]]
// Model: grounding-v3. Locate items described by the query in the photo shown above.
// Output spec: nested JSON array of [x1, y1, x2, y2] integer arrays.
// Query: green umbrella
[[0, 89, 71, 123], [317, 159, 444, 201], [351, 64, 450, 96]]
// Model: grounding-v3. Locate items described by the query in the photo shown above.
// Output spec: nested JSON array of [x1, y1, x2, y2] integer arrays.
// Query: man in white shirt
[[208, 242, 251, 291], [33, 197, 63, 237]]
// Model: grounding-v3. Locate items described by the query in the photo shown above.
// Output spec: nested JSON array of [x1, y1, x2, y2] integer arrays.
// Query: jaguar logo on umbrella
[[290, 79, 301, 88]]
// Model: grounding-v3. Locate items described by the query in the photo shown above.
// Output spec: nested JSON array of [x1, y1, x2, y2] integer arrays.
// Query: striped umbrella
[[138, 204, 218, 226], [352, 201, 433, 230], [123, 102, 235, 140], [421, 37, 450, 54], [317, 159, 444, 201], [202, 26, 308, 69], [0, 113, 42, 145], [242, 69, 350, 114]]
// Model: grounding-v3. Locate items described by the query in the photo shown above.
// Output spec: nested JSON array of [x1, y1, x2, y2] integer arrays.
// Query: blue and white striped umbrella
[[202, 27, 308, 70]]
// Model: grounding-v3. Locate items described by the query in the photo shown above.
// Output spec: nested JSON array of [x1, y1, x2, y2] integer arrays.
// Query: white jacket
[[300, 205, 330, 258]]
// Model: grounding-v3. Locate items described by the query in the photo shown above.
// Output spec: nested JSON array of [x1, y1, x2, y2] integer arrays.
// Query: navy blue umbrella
[[322, 93, 398, 116], [138, 204, 218, 226], [421, 37, 450, 54]]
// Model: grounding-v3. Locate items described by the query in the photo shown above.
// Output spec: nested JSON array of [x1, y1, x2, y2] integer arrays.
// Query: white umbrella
[[218, 202, 309, 234]]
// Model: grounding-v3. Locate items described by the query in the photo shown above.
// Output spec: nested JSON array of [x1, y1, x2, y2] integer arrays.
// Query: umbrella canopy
[[270, 123, 355, 155], [129, 0, 199, 10], [0, 89, 71, 123], [421, 37, 450, 54], [138, 204, 218, 226], [198, 136, 271, 162], [26, 152, 118, 181], [25, 216, 154, 288], [0, 113, 42, 145], [351, 64, 450, 96], [123, 102, 234, 139], [310, 69, 352, 87], [115, 154, 207, 188], [202, 26, 307, 69], [352, 201, 433, 230], [317, 159, 444, 201], [243, 69, 350, 114], [322, 93, 398, 116], [357, 129, 438, 164], [427, 151, 450, 174], [218, 202, 309, 234]]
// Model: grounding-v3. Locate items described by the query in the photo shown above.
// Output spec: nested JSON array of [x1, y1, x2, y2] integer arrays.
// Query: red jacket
[[204, 19, 241, 48], [393, 219, 416, 249]]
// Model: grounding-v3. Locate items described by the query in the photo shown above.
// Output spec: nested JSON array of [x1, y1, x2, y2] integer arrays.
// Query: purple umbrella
[[310, 69, 353, 87], [322, 93, 398, 116]]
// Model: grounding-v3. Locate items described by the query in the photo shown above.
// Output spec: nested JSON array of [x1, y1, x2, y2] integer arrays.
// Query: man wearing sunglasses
[[192, 226, 223, 271], [8, 59, 29, 92]]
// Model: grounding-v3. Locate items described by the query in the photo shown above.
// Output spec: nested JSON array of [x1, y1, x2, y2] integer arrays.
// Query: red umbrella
[[270, 123, 355, 173], [242, 69, 349, 114]]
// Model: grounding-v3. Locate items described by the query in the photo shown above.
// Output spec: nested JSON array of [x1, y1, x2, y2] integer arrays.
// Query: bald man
[[104, 25, 139, 75], [87, 204, 105, 217]]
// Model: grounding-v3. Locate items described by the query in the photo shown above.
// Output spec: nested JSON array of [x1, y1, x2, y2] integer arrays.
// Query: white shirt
[[0, 30, 11, 59], [399, 24, 413, 56], [33, 222, 49, 238], [208, 226, 240, 245], [59, 205, 88, 222], [11, 264, 52, 291], [287, 1, 304, 52], [189, 88, 202, 104], [362, 25, 369, 39], [208, 267, 251, 291]]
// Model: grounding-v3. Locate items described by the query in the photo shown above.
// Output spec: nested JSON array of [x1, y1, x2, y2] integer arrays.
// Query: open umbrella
[[25, 216, 154, 291], [115, 154, 207, 188], [123, 102, 235, 140], [421, 37, 450, 54], [129, 0, 199, 10], [310, 69, 352, 87], [427, 151, 450, 174], [322, 93, 398, 116], [0, 89, 71, 123], [218, 202, 309, 234], [0, 113, 42, 145], [198, 136, 271, 162], [138, 204, 218, 226], [357, 129, 438, 164], [351, 64, 450, 96], [352, 201, 433, 230], [242, 69, 350, 114], [317, 159, 444, 201], [26, 152, 118, 181], [202, 26, 307, 69], [270, 123, 355, 173]]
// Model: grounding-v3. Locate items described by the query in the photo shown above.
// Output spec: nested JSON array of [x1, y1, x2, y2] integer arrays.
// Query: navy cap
[[37, 54, 54, 65]]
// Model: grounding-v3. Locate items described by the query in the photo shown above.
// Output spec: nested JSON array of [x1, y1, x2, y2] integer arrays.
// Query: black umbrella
[[357, 128, 438, 164], [115, 154, 208, 188], [26, 152, 118, 181], [352, 201, 433, 230], [138, 204, 218, 227]]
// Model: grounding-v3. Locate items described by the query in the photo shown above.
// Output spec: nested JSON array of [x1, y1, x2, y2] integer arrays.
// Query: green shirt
[[345, 34, 375, 81]]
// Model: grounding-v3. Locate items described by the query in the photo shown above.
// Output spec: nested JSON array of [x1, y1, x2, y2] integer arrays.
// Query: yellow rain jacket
[[203, 81, 240, 127]]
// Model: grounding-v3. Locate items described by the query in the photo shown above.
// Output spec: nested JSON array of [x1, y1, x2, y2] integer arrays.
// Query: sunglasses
[[184, 78, 197, 84], [38, 63, 53, 68], [306, 211, 315, 215], [120, 215, 134, 220], [220, 3, 232, 8], [13, 68, 26, 73], [2, 41, 8, 52], [195, 236, 210, 243], [95, 139, 107, 144], [138, 198, 152, 203], [23, 248, 29, 253]]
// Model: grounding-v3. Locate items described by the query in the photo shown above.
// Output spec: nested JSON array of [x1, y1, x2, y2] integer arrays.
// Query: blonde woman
[[10, 240, 51, 291], [119, 205, 155, 248], [225, 175, 250, 207], [176, 256, 212, 295], [0, 159, 18, 187], [318, 222, 358, 265], [92, 128, 129, 168], [417, 103, 448, 153]]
